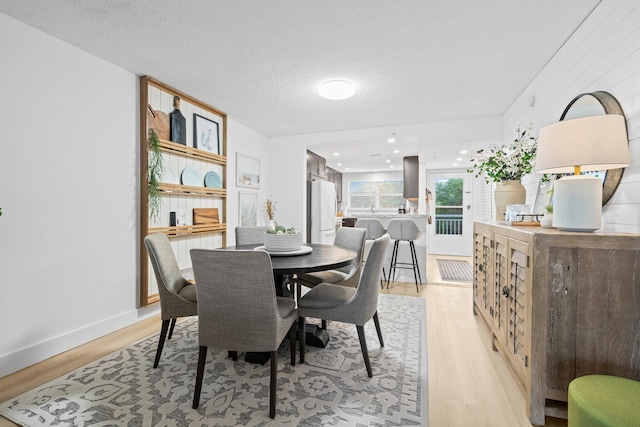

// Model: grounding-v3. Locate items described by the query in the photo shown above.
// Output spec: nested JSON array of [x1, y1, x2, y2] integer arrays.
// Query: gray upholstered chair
[[354, 218, 388, 287], [298, 234, 390, 378], [144, 232, 197, 368], [190, 249, 297, 419], [297, 226, 366, 289], [235, 225, 270, 246], [386, 218, 423, 292]]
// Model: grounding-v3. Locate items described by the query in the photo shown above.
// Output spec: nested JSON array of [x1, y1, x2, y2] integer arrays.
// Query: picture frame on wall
[[239, 192, 258, 226], [193, 113, 219, 154], [236, 153, 260, 188]]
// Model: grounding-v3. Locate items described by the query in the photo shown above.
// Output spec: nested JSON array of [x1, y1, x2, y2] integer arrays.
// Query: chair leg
[[228, 351, 238, 361], [409, 241, 423, 292], [289, 324, 296, 366], [153, 319, 170, 368], [299, 317, 306, 364], [269, 351, 277, 419], [321, 320, 327, 329], [387, 240, 399, 288], [373, 312, 384, 347], [356, 325, 373, 378], [168, 318, 177, 339], [192, 346, 208, 409]]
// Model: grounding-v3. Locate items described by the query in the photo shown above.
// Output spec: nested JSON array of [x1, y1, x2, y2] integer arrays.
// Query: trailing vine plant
[[147, 128, 164, 223]]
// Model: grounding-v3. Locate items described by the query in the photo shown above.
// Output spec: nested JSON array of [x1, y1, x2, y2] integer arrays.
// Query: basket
[[263, 232, 304, 252]]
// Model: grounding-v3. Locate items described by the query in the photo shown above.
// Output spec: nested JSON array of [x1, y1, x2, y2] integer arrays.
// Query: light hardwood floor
[[0, 256, 566, 427]]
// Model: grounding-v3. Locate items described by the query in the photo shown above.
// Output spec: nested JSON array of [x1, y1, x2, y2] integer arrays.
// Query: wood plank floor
[[0, 256, 567, 426]]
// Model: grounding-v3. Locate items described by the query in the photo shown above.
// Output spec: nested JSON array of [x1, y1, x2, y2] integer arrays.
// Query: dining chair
[[144, 232, 197, 368], [354, 218, 388, 288], [298, 234, 390, 377], [235, 225, 270, 245], [297, 226, 366, 289], [190, 249, 298, 419]]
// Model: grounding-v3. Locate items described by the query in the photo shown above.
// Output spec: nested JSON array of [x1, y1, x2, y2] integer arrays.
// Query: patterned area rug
[[0, 294, 427, 426], [436, 259, 473, 282]]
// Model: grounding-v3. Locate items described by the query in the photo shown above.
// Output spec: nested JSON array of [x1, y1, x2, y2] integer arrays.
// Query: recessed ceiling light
[[453, 163, 459, 166], [385, 159, 390, 163], [456, 157, 462, 161], [345, 167, 350, 170], [334, 152, 340, 156], [319, 80, 355, 100], [389, 165, 395, 168], [387, 133, 396, 143], [393, 149, 399, 153], [337, 163, 342, 166], [460, 150, 468, 154]]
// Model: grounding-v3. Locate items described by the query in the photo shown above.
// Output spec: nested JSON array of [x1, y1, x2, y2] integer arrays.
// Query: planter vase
[[540, 213, 554, 228], [494, 180, 526, 221], [267, 219, 276, 231]]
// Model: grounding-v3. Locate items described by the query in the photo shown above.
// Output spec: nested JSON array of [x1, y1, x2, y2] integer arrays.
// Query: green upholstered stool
[[568, 375, 640, 427]]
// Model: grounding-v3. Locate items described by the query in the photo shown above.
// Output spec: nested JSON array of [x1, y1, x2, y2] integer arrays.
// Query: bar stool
[[386, 218, 423, 292], [354, 218, 388, 288]]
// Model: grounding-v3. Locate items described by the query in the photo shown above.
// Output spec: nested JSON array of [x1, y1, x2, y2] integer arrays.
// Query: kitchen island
[[343, 214, 427, 284]]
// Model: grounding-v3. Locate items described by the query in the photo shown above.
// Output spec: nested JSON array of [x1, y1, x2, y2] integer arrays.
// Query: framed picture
[[239, 192, 257, 226], [532, 179, 554, 215], [236, 153, 260, 188], [193, 113, 219, 154]]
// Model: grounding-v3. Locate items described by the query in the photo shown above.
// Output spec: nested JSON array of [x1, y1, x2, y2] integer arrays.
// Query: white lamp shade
[[536, 114, 629, 174]]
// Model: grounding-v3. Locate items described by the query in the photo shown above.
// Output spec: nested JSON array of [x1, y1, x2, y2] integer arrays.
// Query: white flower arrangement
[[467, 124, 538, 183]]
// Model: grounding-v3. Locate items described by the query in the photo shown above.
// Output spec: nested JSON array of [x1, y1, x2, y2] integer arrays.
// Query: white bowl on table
[[263, 232, 304, 252]]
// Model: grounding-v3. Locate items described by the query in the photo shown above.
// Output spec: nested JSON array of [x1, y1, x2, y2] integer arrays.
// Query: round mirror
[[559, 91, 628, 205]]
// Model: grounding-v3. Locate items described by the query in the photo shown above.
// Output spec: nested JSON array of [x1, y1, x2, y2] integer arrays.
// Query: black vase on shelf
[[170, 96, 186, 145]]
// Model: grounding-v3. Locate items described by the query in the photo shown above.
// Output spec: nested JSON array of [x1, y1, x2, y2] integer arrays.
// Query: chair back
[[355, 218, 387, 240], [235, 226, 270, 246], [386, 218, 422, 241], [334, 227, 366, 275], [144, 232, 192, 302], [190, 249, 282, 352], [351, 234, 390, 321]]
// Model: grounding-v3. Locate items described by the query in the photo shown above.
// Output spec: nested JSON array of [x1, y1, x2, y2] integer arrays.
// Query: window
[[349, 180, 404, 211]]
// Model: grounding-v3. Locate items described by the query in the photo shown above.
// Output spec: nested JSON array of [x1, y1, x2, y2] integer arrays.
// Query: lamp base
[[552, 175, 602, 232]]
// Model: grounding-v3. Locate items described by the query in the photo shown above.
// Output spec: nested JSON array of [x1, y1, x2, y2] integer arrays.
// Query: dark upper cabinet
[[326, 166, 343, 202], [403, 156, 419, 201], [307, 150, 326, 180]]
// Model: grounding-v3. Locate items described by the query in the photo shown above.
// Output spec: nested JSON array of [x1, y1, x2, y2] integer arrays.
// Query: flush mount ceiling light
[[387, 133, 396, 143], [319, 80, 355, 100]]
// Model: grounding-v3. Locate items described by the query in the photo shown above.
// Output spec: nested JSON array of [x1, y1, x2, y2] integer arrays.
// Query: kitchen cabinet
[[326, 166, 343, 202], [473, 221, 640, 425], [307, 150, 326, 180], [403, 156, 419, 201], [342, 217, 357, 227]]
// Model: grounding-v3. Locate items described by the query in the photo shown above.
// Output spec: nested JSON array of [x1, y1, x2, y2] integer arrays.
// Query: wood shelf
[[150, 223, 227, 237], [158, 183, 226, 197], [159, 139, 226, 165]]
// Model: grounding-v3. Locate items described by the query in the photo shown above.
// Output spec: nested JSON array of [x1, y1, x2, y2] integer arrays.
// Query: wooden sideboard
[[473, 221, 640, 426]]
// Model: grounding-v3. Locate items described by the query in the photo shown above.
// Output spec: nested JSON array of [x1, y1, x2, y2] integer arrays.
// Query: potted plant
[[147, 129, 164, 224], [467, 123, 538, 220]]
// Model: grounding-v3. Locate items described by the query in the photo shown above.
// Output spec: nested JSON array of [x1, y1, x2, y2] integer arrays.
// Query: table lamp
[[536, 114, 629, 232]]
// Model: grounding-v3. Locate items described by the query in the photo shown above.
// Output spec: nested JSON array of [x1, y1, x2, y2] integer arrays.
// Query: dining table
[[223, 242, 357, 363]]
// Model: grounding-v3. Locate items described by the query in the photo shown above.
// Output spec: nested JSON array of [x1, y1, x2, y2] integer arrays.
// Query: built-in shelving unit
[[139, 76, 227, 306]]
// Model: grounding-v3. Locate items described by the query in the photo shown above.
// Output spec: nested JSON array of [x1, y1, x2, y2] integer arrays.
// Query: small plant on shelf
[[147, 128, 165, 223]]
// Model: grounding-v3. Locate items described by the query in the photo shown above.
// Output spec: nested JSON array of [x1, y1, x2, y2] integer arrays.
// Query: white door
[[427, 172, 472, 256]]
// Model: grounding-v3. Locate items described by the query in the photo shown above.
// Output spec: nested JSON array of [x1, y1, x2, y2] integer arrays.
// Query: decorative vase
[[540, 213, 554, 228], [267, 219, 276, 231], [494, 180, 526, 221]]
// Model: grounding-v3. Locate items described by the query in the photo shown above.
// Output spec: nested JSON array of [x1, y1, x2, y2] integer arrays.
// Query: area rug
[[0, 294, 427, 426], [436, 259, 473, 282]]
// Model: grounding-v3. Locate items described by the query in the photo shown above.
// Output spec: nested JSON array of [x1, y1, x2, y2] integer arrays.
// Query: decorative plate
[[181, 167, 200, 186], [204, 171, 222, 188], [160, 167, 176, 184], [253, 245, 313, 256]]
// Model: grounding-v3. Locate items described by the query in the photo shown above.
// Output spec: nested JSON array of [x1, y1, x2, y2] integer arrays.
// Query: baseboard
[[0, 305, 160, 378]]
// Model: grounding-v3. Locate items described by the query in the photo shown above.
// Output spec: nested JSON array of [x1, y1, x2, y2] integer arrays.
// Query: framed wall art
[[239, 192, 257, 226], [193, 113, 220, 154], [236, 153, 260, 188]]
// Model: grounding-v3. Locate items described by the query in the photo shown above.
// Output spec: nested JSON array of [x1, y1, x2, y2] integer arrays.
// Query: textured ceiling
[[0, 0, 600, 170]]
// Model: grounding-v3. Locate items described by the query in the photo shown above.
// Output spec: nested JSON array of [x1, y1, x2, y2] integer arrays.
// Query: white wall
[[0, 13, 155, 376], [503, 0, 640, 233], [0, 13, 272, 376]]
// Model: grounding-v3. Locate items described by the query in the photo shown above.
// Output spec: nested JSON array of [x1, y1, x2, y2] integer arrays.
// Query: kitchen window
[[349, 180, 405, 211]]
